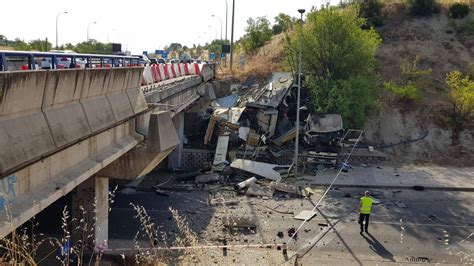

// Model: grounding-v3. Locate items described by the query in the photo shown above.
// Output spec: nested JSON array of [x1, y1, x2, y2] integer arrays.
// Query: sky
[[0, 0, 339, 54]]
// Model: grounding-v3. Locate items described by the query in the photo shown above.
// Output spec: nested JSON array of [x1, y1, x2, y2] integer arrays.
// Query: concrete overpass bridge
[[0, 51, 215, 246]]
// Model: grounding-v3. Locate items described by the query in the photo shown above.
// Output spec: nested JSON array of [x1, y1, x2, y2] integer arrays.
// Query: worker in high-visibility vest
[[359, 191, 374, 234]]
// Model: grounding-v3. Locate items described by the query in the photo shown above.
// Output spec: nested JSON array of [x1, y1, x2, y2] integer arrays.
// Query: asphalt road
[[103, 185, 473, 265]]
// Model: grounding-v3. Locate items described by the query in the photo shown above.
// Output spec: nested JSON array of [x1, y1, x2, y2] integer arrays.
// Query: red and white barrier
[[179, 63, 186, 76], [142, 62, 207, 86], [142, 65, 154, 85], [163, 64, 171, 80], [150, 64, 161, 83], [184, 63, 190, 75]]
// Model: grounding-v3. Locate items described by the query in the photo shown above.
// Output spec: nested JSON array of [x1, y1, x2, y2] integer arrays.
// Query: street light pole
[[294, 9, 305, 177], [230, 0, 235, 70], [55, 11, 68, 49], [225, 0, 228, 41], [107, 29, 115, 43], [87, 21, 97, 42], [212, 15, 223, 41]]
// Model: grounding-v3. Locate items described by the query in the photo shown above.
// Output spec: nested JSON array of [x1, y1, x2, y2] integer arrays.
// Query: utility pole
[[225, 0, 228, 41], [294, 9, 305, 177], [212, 15, 223, 41], [55, 11, 68, 49], [230, 0, 235, 70], [87, 21, 97, 42]]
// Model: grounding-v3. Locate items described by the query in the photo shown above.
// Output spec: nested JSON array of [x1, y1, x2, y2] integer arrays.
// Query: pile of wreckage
[[153, 72, 374, 230], [198, 72, 360, 178]]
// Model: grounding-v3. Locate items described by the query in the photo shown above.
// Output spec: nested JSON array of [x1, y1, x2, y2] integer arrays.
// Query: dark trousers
[[359, 213, 370, 232]]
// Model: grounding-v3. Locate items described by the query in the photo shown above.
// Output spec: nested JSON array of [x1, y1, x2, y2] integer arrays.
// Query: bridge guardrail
[[0, 50, 145, 71]]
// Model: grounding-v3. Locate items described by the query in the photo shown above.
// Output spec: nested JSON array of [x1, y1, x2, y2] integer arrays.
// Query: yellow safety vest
[[360, 196, 373, 214]]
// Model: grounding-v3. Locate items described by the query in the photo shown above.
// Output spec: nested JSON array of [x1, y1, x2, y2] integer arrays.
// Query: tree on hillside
[[167, 43, 183, 51], [13, 38, 31, 51], [74, 40, 112, 54], [445, 70, 474, 145], [285, 5, 381, 128], [273, 13, 295, 35], [29, 38, 52, 52], [241, 17, 273, 54]]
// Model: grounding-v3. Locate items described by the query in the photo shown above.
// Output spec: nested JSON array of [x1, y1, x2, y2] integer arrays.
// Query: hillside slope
[[366, 12, 474, 165], [232, 10, 473, 165]]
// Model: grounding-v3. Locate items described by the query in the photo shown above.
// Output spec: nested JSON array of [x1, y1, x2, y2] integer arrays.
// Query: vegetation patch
[[449, 3, 470, 19], [285, 5, 381, 129]]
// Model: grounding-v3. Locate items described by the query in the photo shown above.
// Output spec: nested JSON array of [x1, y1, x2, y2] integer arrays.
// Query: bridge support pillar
[[168, 112, 184, 169], [72, 176, 109, 250], [94, 177, 109, 249]]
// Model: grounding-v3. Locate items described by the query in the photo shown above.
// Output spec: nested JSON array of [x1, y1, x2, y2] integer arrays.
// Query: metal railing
[[0, 50, 145, 71]]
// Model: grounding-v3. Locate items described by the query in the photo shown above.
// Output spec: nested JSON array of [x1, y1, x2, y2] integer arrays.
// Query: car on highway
[[133, 55, 151, 65], [40, 50, 87, 69], [158, 58, 166, 64]]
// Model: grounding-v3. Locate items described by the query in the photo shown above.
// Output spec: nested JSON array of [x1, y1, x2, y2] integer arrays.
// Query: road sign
[[162, 51, 169, 58], [222, 44, 230, 54], [210, 52, 215, 60], [155, 50, 163, 55]]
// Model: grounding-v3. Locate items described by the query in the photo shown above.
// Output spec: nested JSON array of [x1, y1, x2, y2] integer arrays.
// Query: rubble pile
[[187, 72, 381, 176]]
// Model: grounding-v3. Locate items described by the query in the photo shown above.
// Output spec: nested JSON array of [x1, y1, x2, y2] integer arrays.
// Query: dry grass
[[218, 34, 286, 83]]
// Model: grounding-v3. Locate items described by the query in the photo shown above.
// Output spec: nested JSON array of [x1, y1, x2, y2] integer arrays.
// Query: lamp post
[[294, 9, 305, 177], [87, 21, 97, 42], [212, 15, 223, 41], [107, 29, 115, 43], [230, 0, 235, 70], [225, 0, 228, 41], [208, 25, 217, 41], [55, 11, 68, 49]]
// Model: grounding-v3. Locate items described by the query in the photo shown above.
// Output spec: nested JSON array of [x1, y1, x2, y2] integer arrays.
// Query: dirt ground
[[105, 163, 474, 265]]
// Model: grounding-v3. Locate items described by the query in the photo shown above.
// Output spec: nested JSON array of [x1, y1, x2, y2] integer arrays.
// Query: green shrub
[[384, 81, 421, 100], [449, 3, 470, 19], [285, 6, 381, 128], [408, 0, 437, 16], [359, 0, 384, 27], [453, 14, 474, 34], [384, 55, 432, 101]]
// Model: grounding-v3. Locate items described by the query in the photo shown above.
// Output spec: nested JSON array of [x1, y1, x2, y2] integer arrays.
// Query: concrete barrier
[[0, 68, 146, 176], [97, 111, 179, 180], [163, 64, 171, 80], [143, 65, 154, 85], [200, 64, 214, 82], [170, 64, 177, 78]]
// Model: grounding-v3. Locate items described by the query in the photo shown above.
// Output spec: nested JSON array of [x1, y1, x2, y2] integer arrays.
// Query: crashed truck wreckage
[[169, 71, 382, 181]]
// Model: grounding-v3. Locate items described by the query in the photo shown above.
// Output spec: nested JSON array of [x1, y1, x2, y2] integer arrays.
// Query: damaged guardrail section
[[0, 67, 147, 177]]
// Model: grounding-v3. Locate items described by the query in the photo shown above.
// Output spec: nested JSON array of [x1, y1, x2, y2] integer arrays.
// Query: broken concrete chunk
[[213, 135, 230, 166], [195, 173, 220, 184], [269, 181, 300, 195], [245, 183, 274, 197], [300, 187, 315, 197], [209, 194, 239, 206], [235, 177, 257, 190], [395, 201, 407, 208], [230, 159, 289, 181], [222, 216, 257, 229], [294, 210, 317, 221]]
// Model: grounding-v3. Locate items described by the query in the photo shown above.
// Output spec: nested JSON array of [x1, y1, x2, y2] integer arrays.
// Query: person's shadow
[[361, 232, 396, 262]]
